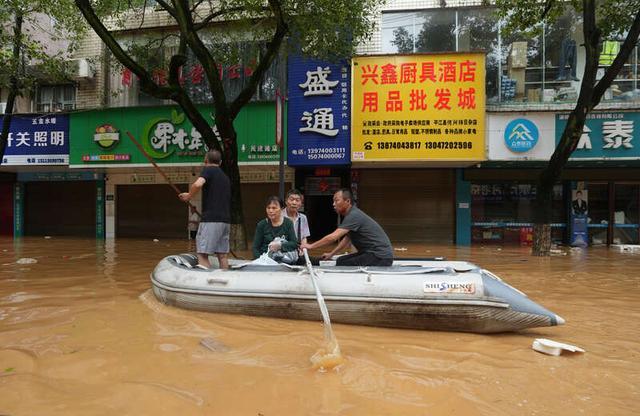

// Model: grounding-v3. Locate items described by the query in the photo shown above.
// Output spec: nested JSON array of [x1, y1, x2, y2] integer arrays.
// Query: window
[[36, 85, 76, 112], [380, 6, 640, 106], [382, 10, 455, 54]]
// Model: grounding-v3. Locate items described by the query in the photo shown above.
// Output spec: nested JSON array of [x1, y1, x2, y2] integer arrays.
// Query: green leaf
[[171, 109, 185, 125]]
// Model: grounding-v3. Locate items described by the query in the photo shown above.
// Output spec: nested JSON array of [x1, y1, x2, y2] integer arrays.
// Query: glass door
[[586, 183, 609, 245], [613, 184, 640, 244]]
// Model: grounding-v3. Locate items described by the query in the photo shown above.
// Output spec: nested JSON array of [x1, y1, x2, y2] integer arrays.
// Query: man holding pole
[[179, 150, 231, 269]]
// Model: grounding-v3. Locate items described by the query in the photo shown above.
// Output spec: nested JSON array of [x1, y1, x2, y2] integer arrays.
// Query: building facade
[[2, 0, 639, 245]]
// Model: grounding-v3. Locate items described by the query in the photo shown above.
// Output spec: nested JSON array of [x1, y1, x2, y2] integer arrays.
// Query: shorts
[[196, 222, 230, 254]]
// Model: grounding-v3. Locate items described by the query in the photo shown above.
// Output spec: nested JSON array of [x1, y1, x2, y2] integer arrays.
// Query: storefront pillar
[[455, 169, 471, 246]]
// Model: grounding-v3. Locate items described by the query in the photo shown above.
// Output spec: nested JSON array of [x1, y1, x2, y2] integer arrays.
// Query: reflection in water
[[0, 237, 638, 415]]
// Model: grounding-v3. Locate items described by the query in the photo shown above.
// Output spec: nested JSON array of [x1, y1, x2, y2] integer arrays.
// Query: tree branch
[[591, 10, 640, 107], [74, 0, 174, 99], [229, 0, 288, 118], [537, 0, 600, 193], [155, 0, 178, 19], [193, 6, 270, 31], [0, 12, 24, 165], [540, 0, 556, 21], [172, 0, 228, 111]]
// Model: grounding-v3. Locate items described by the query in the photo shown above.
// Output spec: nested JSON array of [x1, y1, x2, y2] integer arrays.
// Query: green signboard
[[70, 102, 284, 166]]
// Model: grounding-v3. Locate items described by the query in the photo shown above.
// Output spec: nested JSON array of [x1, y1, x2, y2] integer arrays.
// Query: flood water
[[1, 237, 638, 415]]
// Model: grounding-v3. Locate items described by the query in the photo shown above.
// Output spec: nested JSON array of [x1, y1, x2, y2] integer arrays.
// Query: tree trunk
[[529, 5, 640, 256], [218, 117, 247, 251], [0, 13, 23, 165], [532, 224, 551, 256]]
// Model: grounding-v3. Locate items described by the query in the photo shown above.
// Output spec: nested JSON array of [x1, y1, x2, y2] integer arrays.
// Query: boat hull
[[150, 255, 563, 334], [153, 285, 553, 333]]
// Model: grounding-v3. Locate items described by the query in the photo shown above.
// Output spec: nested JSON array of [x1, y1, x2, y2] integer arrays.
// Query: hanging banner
[[287, 56, 350, 166], [556, 112, 640, 159], [351, 53, 485, 162], [1, 114, 69, 165], [69, 102, 283, 167], [570, 184, 589, 247]]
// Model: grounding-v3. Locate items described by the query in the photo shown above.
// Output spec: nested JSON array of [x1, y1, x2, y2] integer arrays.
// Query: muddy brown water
[[0, 237, 638, 415]]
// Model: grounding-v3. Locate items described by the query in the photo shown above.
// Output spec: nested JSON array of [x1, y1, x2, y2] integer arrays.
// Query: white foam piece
[[612, 244, 640, 253], [532, 338, 585, 356]]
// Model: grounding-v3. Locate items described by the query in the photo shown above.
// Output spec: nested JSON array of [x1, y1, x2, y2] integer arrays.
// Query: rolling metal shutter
[[356, 169, 455, 243]]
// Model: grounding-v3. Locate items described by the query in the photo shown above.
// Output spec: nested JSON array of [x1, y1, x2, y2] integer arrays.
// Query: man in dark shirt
[[301, 188, 393, 267], [179, 150, 231, 269]]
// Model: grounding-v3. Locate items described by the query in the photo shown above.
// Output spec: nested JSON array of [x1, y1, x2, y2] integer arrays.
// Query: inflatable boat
[[151, 254, 565, 333]]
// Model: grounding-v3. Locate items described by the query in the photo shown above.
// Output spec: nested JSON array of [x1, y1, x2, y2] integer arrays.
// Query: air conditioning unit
[[70, 58, 95, 80]]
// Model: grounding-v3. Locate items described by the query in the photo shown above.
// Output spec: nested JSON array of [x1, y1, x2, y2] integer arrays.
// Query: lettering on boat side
[[423, 282, 476, 294]]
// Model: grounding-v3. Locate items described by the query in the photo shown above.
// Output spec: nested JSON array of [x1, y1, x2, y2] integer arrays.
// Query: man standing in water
[[301, 188, 393, 266], [179, 150, 231, 269]]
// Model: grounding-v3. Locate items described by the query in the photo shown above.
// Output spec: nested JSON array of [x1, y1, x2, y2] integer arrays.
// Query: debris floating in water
[[16, 258, 37, 265], [153, 239, 159, 242], [532, 338, 585, 356], [44, 236, 52, 239], [394, 247, 408, 251]]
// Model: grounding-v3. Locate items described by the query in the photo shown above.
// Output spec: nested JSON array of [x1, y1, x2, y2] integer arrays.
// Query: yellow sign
[[351, 53, 486, 162]]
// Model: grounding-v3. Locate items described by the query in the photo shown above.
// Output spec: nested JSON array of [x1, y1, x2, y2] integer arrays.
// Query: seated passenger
[[300, 188, 393, 267], [252, 196, 299, 263]]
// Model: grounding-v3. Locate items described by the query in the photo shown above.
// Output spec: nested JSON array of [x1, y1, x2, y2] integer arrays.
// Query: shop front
[[557, 111, 640, 245], [467, 111, 640, 246], [0, 173, 16, 236], [468, 113, 566, 245], [0, 113, 102, 237], [350, 53, 486, 244], [70, 103, 291, 239]]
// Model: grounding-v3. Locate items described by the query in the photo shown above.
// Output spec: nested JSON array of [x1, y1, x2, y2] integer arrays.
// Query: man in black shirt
[[179, 150, 231, 269]]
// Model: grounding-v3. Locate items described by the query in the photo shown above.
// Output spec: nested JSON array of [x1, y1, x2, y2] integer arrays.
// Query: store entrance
[[116, 184, 188, 238], [0, 183, 13, 235], [305, 195, 338, 240], [587, 182, 640, 245], [24, 181, 97, 237]]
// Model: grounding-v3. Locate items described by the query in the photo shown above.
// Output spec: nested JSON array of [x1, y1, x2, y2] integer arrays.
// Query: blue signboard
[[287, 56, 350, 166], [504, 118, 539, 152], [556, 112, 640, 159], [1, 114, 70, 165]]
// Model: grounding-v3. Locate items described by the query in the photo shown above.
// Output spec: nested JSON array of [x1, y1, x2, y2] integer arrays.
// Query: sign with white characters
[[556, 112, 640, 159], [1, 114, 69, 165], [287, 56, 350, 166]]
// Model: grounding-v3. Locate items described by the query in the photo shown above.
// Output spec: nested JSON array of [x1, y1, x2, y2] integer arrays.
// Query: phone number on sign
[[375, 141, 473, 150], [307, 147, 346, 160]]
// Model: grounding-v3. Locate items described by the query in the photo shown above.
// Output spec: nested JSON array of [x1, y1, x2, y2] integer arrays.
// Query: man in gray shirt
[[301, 188, 393, 266]]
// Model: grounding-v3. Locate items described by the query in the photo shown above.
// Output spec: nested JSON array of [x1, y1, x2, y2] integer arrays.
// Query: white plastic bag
[[250, 252, 280, 266]]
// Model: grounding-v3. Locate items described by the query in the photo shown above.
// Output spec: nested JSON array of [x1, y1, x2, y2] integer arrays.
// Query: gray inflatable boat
[[151, 254, 564, 333]]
